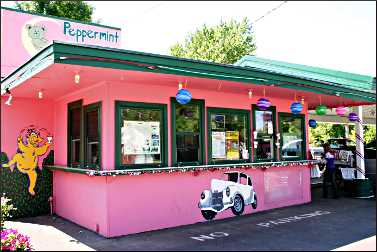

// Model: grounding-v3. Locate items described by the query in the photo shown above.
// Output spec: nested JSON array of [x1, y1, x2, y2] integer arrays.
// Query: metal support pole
[[355, 106, 365, 179]]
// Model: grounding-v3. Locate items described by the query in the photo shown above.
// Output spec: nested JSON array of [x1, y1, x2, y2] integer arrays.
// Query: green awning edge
[[235, 56, 376, 93], [2, 41, 376, 103]]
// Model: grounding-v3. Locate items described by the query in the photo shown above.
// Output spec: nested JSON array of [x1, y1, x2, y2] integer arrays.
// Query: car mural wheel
[[201, 210, 217, 220], [231, 194, 244, 216], [252, 194, 257, 209]]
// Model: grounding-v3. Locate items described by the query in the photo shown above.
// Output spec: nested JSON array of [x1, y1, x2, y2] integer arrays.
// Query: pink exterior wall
[[49, 78, 311, 237], [1, 8, 121, 78], [53, 171, 108, 237], [1, 96, 54, 161], [106, 165, 310, 237]]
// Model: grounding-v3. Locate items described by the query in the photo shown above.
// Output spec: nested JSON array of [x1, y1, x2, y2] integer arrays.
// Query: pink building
[[1, 7, 375, 238]]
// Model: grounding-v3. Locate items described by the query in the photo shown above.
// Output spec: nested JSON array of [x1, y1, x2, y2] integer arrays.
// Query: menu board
[[212, 131, 226, 158], [122, 121, 160, 155], [226, 131, 240, 160]]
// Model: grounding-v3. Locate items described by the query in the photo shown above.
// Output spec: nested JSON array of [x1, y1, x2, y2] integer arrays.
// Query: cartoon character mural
[[25, 23, 48, 50], [21, 17, 58, 56], [2, 126, 53, 196], [198, 171, 257, 220]]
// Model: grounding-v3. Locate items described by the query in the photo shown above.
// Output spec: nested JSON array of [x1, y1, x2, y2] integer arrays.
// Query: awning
[[1, 41, 375, 108]]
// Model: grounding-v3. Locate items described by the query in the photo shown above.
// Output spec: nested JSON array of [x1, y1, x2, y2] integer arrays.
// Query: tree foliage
[[15, 0, 94, 22], [170, 18, 256, 64], [309, 123, 376, 146]]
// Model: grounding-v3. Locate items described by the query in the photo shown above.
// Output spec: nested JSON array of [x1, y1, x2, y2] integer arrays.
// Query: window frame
[[251, 104, 277, 162], [67, 100, 83, 168], [115, 100, 168, 170], [278, 112, 307, 161], [83, 102, 102, 169], [171, 97, 205, 166], [207, 107, 251, 165], [67, 100, 102, 170]]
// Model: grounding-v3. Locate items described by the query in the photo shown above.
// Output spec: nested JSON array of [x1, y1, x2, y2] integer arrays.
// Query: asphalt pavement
[[4, 187, 376, 251]]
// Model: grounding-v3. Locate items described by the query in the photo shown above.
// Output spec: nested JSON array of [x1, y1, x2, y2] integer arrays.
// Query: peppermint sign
[[63, 21, 119, 43]]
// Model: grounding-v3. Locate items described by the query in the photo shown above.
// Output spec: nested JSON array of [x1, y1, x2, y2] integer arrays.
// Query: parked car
[[327, 138, 356, 152], [310, 146, 324, 160], [281, 139, 302, 159], [198, 171, 257, 220]]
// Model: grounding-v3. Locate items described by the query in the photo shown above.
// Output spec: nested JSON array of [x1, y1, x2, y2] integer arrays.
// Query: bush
[[1, 229, 33, 251], [1, 195, 17, 230]]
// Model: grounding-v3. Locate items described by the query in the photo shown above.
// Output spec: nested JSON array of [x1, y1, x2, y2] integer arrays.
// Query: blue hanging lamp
[[309, 119, 317, 128], [290, 102, 303, 114], [175, 82, 192, 105]]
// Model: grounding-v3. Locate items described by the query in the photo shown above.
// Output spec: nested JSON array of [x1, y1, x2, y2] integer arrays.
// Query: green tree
[[349, 125, 376, 145], [170, 18, 256, 64], [15, 0, 94, 22], [309, 123, 331, 146], [364, 125, 376, 144], [309, 123, 376, 146]]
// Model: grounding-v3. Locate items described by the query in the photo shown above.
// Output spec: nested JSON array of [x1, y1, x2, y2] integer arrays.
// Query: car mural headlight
[[226, 187, 230, 197], [201, 192, 206, 200]]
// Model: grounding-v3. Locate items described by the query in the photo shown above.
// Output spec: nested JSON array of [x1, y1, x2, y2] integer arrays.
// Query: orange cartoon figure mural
[[2, 126, 53, 196]]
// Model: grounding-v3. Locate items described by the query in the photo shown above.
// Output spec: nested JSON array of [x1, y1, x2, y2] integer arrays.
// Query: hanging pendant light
[[248, 89, 253, 99], [348, 112, 358, 122], [175, 81, 192, 104], [309, 119, 317, 128], [257, 98, 271, 110], [4, 88, 12, 106], [257, 88, 271, 110], [38, 90, 43, 99], [315, 105, 327, 115], [290, 102, 303, 114], [74, 73, 80, 84], [315, 96, 327, 115], [335, 106, 348, 116], [290, 93, 303, 114]]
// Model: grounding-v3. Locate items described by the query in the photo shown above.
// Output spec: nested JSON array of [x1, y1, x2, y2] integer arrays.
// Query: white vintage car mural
[[198, 171, 257, 220]]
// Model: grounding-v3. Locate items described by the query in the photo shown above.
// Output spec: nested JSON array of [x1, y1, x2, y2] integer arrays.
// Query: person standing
[[322, 143, 339, 199]]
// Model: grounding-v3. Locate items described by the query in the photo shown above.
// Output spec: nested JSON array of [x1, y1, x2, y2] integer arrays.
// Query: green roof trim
[[1, 6, 121, 30], [1, 41, 375, 104], [235, 56, 376, 93]]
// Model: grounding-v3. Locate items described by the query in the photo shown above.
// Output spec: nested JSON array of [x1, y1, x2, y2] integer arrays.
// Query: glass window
[[172, 99, 204, 165], [279, 113, 306, 160], [68, 101, 101, 169], [240, 173, 248, 185], [116, 101, 167, 169], [226, 173, 239, 183], [68, 101, 82, 167], [208, 108, 250, 163], [84, 104, 101, 169], [252, 105, 276, 161]]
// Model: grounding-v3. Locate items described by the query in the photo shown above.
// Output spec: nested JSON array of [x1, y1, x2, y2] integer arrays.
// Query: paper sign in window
[[212, 131, 226, 159], [122, 121, 160, 155], [226, 131, 240, 160]]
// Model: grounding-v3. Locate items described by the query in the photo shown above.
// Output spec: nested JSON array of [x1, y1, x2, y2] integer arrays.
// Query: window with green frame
[[67, 100, 101, 169], [279, 112, 306, 160], [171, 98, 205, 166], [84, 103, 101, 169], [115, 101, 167, 169], [252, 105, 277, 162], [68, 100, 82, 168], [207, 108, 251, 164]]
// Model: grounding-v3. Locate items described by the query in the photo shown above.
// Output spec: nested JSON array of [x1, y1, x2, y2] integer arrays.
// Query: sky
[[2, 1, 376, 76]]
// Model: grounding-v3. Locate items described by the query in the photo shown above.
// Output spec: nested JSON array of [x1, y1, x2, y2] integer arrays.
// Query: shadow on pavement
[[6, 186, 376, 251]]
